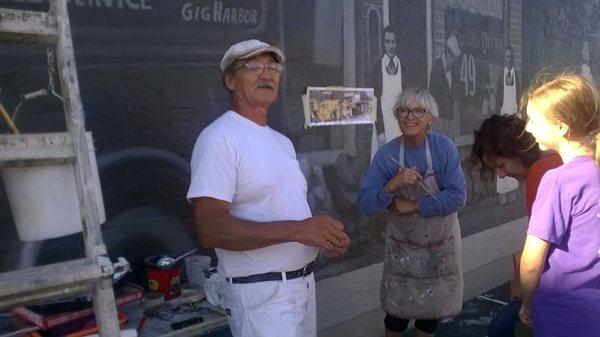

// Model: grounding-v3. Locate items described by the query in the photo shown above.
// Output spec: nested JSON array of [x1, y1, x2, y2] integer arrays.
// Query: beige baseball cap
[[220, 39, 285, 72]]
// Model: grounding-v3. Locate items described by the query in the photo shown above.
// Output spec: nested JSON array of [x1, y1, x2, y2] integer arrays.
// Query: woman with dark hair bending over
[[469, 114, 562, 337], [358, 87, 466, 337]]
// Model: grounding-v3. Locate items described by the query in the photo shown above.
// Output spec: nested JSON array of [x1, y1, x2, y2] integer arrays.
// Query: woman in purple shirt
[[519, 73, 600, 336]]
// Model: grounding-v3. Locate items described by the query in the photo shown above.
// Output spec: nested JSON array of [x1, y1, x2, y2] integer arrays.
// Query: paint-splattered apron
[[381, 137, 463, 319]]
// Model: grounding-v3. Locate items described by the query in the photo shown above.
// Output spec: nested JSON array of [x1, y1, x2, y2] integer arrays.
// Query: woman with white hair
[[358, 87, 467, 337]]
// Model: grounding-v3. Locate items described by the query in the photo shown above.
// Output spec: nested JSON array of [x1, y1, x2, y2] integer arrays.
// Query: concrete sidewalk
[[204, 217, 529, 337], [207, 282, 524, 337], [319, 282, 516, 337]]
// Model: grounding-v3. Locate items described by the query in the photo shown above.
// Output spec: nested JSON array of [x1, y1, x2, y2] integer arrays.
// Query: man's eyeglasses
[[396, 107, 429, 118], [234, 61, 284, 75]]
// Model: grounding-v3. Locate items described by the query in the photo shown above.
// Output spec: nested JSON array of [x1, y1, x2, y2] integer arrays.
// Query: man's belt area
[[226, 261, 315, 284]]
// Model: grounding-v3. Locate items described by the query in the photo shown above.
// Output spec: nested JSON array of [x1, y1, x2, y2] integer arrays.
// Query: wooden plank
[[50, 1, 120, 335], [0, 133, 76, 167], [0, 8, 57, 44], [0, 258, 103, 294], [0, 146, 74, 167], [0, 258, 105, 310], [0, 132, 71, 148], [0, 283, 94, 310], [51, 0, 104, 264], [92, 278, 121, 335]]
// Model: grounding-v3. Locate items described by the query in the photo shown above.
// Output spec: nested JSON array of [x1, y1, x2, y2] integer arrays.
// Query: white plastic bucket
[[1, 132, 105, 241]]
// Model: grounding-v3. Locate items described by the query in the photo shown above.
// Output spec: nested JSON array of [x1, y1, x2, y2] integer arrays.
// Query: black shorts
[[384, 315, 438, 334]]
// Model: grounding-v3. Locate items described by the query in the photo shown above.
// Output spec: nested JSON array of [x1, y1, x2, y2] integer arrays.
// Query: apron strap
[[398, 136, 434, 176]]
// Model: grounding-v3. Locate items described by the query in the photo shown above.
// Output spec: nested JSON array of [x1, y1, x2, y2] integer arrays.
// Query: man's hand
[[322, 245, 348, 258], [294, 215, 351, 252], [519, 303, 533, 326], [384, 167, 422, 193], [389, 197, 419, 214]]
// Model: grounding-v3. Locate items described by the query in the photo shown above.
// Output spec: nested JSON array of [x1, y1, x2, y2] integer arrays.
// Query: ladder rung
[[0, 133, 76, 167], [0, 8, 58, 44], [0, 145, 75, 167], [0, 258, 108, 310]]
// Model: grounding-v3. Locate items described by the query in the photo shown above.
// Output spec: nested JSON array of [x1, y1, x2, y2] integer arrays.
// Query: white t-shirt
[[187, 111, 318, 277]]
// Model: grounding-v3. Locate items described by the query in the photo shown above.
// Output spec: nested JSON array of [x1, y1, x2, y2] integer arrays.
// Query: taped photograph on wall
[[302, 87, 376, 128]]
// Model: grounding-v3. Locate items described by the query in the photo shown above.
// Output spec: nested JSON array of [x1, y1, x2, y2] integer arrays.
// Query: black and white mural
[[0, 0, 591, 282]]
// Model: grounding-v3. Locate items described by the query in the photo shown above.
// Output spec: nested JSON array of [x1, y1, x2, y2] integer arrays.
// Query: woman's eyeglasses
[[234, 61, 284, 75], [396, 107, 429, 118]]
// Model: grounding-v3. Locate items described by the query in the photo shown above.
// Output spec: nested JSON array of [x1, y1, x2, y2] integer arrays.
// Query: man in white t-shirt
[[186, 39, 351, 337]]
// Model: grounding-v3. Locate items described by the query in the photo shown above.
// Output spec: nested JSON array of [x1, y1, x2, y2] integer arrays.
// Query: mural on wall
[[374, 25, 405, 144], [445, 1, 522, 200], [438, 1, 506, 139], [582, 0, 600, 83], [522, 0, 586, 88], [368, 0, 426, 157], [0, 0, 285, 279], [1, 0, 588, 281], [429, 30, 462, 138]]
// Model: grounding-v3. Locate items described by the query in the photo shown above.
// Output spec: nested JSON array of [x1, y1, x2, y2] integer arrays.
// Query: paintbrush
[[389, 155, 437, 199]]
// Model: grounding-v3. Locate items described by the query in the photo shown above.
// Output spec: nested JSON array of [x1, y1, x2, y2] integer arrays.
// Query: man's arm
[[194, 197, 351, 257], [519, 234, 550, 326]]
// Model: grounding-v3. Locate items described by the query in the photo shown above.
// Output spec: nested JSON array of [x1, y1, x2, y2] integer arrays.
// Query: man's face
[[225, 53, 281, 109], [384, 32, 397, 58], [505, 48, 513, 69]]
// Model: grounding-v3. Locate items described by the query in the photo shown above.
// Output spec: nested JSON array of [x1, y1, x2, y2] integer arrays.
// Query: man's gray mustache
[[257, 82, 275, 89]]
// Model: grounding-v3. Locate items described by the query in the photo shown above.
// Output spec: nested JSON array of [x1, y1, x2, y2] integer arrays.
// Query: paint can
[[144, 255, 182, 300]]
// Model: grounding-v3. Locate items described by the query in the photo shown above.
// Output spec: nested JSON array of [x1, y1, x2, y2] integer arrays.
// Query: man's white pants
[[224, 274, 316, 337]]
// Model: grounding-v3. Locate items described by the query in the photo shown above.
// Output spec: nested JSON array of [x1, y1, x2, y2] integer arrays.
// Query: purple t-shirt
[[528, 155, 600, 337]]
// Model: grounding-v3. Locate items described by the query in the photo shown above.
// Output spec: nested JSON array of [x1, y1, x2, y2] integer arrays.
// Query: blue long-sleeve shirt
[[357, 132, 467, 217]]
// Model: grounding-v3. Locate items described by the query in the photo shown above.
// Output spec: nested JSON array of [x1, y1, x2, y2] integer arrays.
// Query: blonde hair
[[523, 73, 600, 165]]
